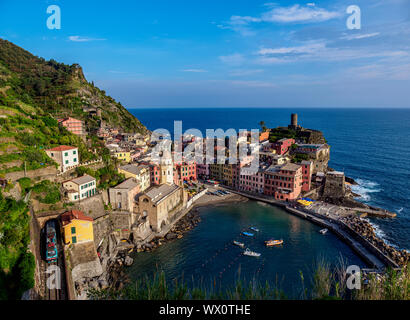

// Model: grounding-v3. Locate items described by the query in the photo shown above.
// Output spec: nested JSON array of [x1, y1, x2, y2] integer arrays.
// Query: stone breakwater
[[341, 215, 410, 267]]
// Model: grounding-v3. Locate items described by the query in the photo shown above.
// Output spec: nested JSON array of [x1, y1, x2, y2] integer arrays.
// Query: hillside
[[0, 39, 146, 134]]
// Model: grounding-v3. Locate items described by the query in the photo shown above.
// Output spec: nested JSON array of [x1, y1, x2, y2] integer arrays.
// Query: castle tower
[[289, 113, 299, 130]]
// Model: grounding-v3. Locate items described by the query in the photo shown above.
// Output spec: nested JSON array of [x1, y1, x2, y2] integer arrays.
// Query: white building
[[45, 145, 79, 172], [63, 174, 97, 202]]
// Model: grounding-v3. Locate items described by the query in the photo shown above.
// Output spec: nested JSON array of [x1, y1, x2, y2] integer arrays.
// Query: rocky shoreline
[[341, 215, 410, 267]]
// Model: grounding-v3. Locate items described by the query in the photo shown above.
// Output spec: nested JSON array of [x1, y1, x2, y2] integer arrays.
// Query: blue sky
[[0, 0, 410, 108]]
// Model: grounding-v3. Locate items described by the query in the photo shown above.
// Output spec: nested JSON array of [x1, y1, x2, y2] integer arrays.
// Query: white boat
[[320, 228, 328, 235], [243, 248, 261, 257], [249, 227, 259, 232], [233, 241, 245, 248]]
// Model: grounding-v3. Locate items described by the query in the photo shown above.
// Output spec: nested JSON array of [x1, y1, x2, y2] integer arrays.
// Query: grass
[[87, 260, 410, 301]]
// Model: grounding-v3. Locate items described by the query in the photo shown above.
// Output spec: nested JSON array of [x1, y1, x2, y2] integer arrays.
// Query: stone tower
[[159, 151, 174, 185], [289, 113, 300, 130]]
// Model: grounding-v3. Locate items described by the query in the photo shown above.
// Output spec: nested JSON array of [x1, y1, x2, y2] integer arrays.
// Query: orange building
[[61, 210, 94, 245], [264, 163, 303, 201]]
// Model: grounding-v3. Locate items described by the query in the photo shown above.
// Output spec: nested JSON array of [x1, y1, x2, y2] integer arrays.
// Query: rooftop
[[119, 164, 149, 175], [280, 163, 301, 172], [61, 210, 93, 226], [46, 145, 77, 152], [67, 174, 95, 186], [113, 178, 140, 190], [145, 184, 180, 205]]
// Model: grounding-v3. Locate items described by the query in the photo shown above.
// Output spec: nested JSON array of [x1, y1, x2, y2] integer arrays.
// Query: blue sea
[[127, 108, 410, 294]]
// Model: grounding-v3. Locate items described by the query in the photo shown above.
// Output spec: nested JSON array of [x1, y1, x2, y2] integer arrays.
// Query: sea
[[127, 108, 410, 294]]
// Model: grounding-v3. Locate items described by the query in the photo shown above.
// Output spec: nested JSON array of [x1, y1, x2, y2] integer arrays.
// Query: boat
[[233, 241, 245, 248], [243, 248, 261, 257], [319, 228, 328, 235], [265, 239, 284, 247], [242, 232, 254, 237], [249, 227, 259, 232]]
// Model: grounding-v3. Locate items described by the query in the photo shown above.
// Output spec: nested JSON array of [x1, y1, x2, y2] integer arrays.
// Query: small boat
[[265, 239, 284, 247], [249, 227, 259, 232], [243, 248, 261, 257], [233, 241, 245, 248], [242, 232, 254, 237], [319, 228, 328, 235]]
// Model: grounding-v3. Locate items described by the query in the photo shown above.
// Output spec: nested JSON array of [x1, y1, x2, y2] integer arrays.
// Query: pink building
[[264, 163, 303, 201], [273, 138, 295, 155], [239, 166, 264, 194], [174, 161, 197, 185], [196, 163, 210, 180], [58, 117, 83, 136], [299, 160, 313, 193]]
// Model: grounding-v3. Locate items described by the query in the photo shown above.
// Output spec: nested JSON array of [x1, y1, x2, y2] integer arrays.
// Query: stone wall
[[5, 166, 58, 182], [72, 194, 106, 220]]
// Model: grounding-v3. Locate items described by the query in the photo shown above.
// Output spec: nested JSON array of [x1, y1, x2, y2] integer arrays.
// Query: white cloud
[[219, 53, 245, 66], [340, 32, 380, 40], [262, 4, 341, 23], [256, 40, 408, 64], [182, 69, 208, 73], [68, 36, 106, 42]]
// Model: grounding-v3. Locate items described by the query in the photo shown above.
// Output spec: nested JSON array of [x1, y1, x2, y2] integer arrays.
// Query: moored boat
[[250, 227, 259, 232], [242, 232, 254, 237], [233, 241, 245, 248], [243, 248, 261, 257], [319, 228, 328, 235], [265, 239, 284, 247]]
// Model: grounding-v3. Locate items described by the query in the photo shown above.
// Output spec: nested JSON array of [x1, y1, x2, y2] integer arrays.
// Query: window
[[72, 236, 77, 244], [71, 227, 76, 234], [73, 158, 77, 162], [64, 152, 68, 156], [65, 160, 69, 164], [73, 150, 77, 155]]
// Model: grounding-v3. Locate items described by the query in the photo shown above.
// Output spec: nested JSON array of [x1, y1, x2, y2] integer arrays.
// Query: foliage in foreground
[[0, 191, 35, 300], [88, 260, 410, 301]]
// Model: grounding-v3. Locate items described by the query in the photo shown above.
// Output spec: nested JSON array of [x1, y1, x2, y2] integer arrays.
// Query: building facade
[[61, 210, 94, 245], [118, 164, 151, 192], [45, 145, 79, 172], [264, 163, 303, 201], [58, 117, 84, 136], [109, 178, 140, 212], [273, 138, 295, 155], [63, 174, 97, 202]]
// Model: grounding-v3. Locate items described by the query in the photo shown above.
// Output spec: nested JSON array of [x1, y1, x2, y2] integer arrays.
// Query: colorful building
[[118, 164, 151, 192], [239, 165, 265, 194], [299, 160, 313, 193], [61, 210, 94, 245], [63, 174, 97, 202], [196, 163, 210, 180], [264, 163, 303, 201], [58, 117, 84, 136], [45, 145, 79, 172], [174, 161, 197, 185], [259, 131, 270, 143], [113, 150, 131, 163], [273, 138, 295, 155]]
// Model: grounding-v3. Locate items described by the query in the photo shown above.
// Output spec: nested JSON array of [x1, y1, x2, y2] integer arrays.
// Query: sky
[[0, 0, 410, 108]]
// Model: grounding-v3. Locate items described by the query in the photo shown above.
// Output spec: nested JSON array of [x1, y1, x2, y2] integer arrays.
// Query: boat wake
[[397, 207, 404, 214], [351, 178, 382, 202]]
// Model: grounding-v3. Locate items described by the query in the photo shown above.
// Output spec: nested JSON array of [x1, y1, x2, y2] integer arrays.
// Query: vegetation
[[88, 261, 410, 300], [269, 128, 297, 143], [0, 191, 35, 300], [31, 180, 61, 204], [0, 38, 146, 134], [75, 163, 125, 190]]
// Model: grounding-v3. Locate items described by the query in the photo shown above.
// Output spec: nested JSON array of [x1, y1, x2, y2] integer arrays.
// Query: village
[[3, 111, 408, 300]]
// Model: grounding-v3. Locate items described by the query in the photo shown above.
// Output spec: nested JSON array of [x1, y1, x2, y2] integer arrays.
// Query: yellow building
[[118, 164, 150, 192], [113, 151, 131, 163], [61, 210, 94, 245]]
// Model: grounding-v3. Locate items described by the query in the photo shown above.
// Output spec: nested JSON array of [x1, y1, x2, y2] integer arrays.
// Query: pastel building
[[113, 150, 131, 163], [61, 210, 94, 245], [46, 145, 79, 172], [273, 138, 295, 155], [299, 160, 313, 193], [63, 174, 97, 202], [239, 165, 265, 194], [264, 163, 303, 201], [174, 161, 197, 185], [58, 117, 83, 136], [196, 163, 210, 180], [118, 164, 151, 192]]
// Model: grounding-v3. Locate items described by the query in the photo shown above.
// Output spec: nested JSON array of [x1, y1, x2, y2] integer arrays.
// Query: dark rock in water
[[124, 256, 134, 266], [345, 176, 358, 185], [166, 232, 178, 240]]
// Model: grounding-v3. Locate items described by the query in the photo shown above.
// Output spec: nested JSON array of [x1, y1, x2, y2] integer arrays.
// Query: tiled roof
[[68, 174, 95, 186], [46, 145, 77, 152], [145, 184, 180, 204], [112, 178, 140, 190], [61, 210, 93, 226]]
